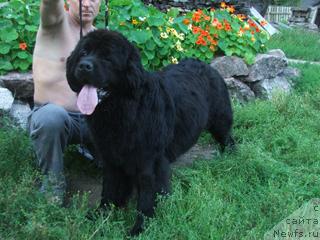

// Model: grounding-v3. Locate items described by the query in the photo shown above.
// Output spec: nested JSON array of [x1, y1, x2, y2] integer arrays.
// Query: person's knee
[[29, 104, 71, 137]]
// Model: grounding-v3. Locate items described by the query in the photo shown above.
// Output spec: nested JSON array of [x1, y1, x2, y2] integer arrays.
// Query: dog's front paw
[[129, 214, 145, 236], [129, 224, 143, 237]]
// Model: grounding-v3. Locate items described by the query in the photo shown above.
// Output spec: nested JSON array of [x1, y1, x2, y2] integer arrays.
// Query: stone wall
[[0, 49, 300, 130]]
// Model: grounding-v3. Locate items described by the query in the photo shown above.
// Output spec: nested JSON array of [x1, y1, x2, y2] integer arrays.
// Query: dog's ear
[[66, 48, 82, 93], [126, 45, 144, 90], [66, 50, 77, 91]]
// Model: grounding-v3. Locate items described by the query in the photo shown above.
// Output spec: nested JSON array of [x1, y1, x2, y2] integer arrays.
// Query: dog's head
[[66, 29, 144, 114]]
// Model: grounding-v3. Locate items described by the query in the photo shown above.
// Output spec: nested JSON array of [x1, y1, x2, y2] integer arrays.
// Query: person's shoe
[[40, 174, 66, 206]]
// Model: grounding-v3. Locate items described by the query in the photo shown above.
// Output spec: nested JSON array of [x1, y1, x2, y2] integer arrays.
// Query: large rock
[[224, 77, 255, 103], [0, 87, 14, 112], [210, 56, 249, 78], [281, 67, 301, 81], [245, 54, 288, 82], [9, 100, 31, 130], [251, 76, 292, 99], [0, 72, 33, 99], [267, 49, 286, 59]]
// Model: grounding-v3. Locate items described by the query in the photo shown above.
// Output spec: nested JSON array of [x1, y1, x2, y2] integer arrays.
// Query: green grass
[[1, 52, 320, 239], [267, 28, 320, 62]]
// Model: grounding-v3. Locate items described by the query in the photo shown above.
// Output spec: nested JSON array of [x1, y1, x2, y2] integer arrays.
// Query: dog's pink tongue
[[77, 85, 98, 115]]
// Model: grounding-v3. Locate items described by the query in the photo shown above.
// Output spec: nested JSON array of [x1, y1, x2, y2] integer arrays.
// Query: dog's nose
[[78, 60, 93, 72]]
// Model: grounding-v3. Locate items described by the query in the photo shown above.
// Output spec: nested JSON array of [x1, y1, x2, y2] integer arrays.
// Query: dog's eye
[[80, 50, 88, 57]]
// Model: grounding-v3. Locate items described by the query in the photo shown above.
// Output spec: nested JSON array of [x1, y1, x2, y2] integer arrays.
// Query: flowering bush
[[109, 1, 269, 69], [108, 0, 189, 70], [0, 0, 39, 74], [0, 0, 269, 74], [181, 4, 269, 64]]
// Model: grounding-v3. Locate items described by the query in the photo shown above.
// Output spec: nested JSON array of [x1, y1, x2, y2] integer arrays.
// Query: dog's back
[[161, 59, 234, 161]]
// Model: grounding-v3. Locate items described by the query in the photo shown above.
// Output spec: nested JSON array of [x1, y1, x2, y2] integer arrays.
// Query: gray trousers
[[27, 103, 92, 196]]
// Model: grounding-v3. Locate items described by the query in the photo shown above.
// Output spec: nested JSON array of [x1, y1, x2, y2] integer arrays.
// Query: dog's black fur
[[66, 29, 234, 235]]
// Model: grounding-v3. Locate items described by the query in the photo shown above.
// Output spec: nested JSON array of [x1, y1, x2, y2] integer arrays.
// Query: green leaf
[[205, 50, 213, 59], [225, 49, 233, 56], [146, 40, 156, 51], [147, 16, 165, 27], [158, 47, 168, 56], [18, 61, 30, 71], [167, 8, 180, 18], [130, 30, 152, 44], [17, 51, 29, 59], [144, 50, 154, 60], [0, 43, 11, 54], [0, 60, 13, 71], [25, 25, 38, 32], [141, 53, 148, 66], [218, 39, 227, 51], [1, 29, 18, 42], [0, 19, 13, 30]]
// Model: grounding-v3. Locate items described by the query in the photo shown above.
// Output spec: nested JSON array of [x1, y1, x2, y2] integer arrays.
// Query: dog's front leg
[[129, 170, 156, 236], [101, 164, 133, 209]]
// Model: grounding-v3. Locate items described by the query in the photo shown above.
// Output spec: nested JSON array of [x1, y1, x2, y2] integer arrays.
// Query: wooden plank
[[250, 7, 278, 35]]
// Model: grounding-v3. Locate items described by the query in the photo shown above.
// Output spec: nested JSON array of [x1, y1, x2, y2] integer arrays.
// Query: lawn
[[1, 30, 320, 239], [266, 28, 320, 62]]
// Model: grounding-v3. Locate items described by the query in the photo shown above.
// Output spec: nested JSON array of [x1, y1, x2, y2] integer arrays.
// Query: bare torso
[[33, 13, 93, 111]]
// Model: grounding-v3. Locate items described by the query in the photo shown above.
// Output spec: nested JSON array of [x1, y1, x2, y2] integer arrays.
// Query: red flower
[[19, 42, 27, 50], [192, 26, 201, 34], [196, 36, 206, 46]]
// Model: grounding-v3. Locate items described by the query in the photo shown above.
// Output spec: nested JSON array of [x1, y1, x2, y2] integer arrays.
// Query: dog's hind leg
[[155, 157, 171, 196], [100, 164, 133, 209], [208, 117, 235, 152]]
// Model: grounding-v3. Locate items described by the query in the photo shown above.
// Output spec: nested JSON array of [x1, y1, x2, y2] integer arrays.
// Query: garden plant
[[0, 0, 269, 74]]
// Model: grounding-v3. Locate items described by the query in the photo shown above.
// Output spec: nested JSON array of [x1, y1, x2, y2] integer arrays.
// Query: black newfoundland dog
[[66, 29, 234, 235]]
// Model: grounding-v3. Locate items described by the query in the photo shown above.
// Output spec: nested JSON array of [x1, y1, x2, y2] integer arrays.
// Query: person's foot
[[40, 174, 66, 206]]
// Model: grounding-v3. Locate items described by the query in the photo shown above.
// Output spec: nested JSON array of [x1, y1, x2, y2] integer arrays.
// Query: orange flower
[[251, 30, 255, 35], [260, 20, 268, 26], [213, 33, 218, 38], [212, 18, 219, 27], [210, 45, 216, 51], [210, 8, 215, 12], [251, 36, 256, 42], [237, 14, 246, 21], [216, 22, 223, 30], [192, 14, 201, 23], [200, 30, 209, 37], [183, 18, 190, 25], [224, 23, 231, 31], [132, 19, 138, 25], [19, 42, 27, 50], [248, 19, 257, 27], [255, 27, 261, 33], [227, 6, 235, 13], [220, 2, 227, 8], [192, 26, 201, 34], [196, 36, 206, 46], [211, 39, 218, 46], [204, 15, 210, 21], [192, 9, 203, 23]]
